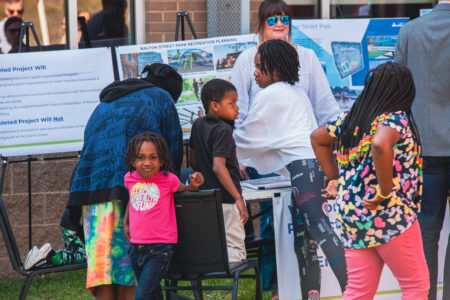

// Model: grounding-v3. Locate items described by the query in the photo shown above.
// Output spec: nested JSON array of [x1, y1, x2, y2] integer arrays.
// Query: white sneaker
[[23, 246, 38, 269], [24, 243, 52, 270]]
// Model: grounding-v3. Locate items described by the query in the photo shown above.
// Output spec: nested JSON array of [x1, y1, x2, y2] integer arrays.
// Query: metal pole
[[65, 0, 78, 49], [240, 0, 250, 35], [27, 156, 32, 250]]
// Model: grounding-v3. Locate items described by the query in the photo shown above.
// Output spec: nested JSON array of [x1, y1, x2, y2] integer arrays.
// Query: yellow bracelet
[[376, 184, 392, 199]]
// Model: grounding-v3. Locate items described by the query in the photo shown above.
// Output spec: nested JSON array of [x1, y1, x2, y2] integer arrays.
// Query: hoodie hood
[[99, 78, 155, 103]]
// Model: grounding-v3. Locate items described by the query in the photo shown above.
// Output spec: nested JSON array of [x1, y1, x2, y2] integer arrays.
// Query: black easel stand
[[0, 154, 79, 250], [78, 16, 91, 48], [18, 22, 42, 53], [175, 11, 198, 41]]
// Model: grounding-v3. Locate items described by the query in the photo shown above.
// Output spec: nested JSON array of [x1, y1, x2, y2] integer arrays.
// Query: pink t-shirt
[[124, 170, 180, 244]]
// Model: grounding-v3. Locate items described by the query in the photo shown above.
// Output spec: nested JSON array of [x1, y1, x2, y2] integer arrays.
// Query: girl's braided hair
[[340, 61, 420, 150], [257, 39, 299, 85]]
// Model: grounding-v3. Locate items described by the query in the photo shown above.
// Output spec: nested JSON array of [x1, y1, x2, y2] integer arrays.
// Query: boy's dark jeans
[[129, 243, 173, 300]]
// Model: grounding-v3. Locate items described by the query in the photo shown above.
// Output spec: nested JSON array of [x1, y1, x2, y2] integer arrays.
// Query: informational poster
[[0, 48, 115, 157], [291, 18, 408, 111], [274, 191, 447, 299], [115, 34, 257, 139]]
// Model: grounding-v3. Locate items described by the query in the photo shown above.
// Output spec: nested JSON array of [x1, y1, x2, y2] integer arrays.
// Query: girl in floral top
[[311, 62, 429, 299]]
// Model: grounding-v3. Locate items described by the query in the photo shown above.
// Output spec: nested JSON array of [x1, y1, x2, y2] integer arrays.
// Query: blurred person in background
[[3, 16, 23, 53], [0, 0, 24, 53], [84, 0, 127, 41]]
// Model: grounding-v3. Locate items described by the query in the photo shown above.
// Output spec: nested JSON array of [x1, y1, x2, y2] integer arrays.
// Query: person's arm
[[394, 26, 407, 65], [160, 97, 183, 176], [190, 148, 198, 171], [310, 125, 339, 199], [123, 204, 130, 241], [306, 50, 340, 125], [362, 126, 401, 210], [230, 48, 254, 129], [213, 156, 249, 224], [177, 171, 204, 192]]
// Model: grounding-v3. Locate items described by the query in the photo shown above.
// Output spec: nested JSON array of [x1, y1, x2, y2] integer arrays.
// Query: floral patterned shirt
[[327, 111, 421, 249]]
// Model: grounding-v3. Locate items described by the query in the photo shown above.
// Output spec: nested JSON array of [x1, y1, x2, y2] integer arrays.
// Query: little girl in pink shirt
[[123, 131, 204, 300]]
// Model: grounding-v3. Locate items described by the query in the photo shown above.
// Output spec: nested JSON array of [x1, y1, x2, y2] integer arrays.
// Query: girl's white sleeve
[[230, 50, 252, 129], [307, 51, 341, 126], [234, 111, 271, 160]]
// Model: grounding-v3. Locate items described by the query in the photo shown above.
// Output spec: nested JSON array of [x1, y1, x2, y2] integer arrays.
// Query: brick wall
[[145, 0, 263, 43], [0, 154, 79, 279]]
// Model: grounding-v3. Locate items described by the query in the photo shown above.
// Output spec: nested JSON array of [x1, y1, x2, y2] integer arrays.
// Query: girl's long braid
[[340, 61, 420, 151], [258, 39, 299, 85]]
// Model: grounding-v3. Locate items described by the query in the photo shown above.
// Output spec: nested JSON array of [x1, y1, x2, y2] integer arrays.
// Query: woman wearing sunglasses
[[230, 1, 345, 299]]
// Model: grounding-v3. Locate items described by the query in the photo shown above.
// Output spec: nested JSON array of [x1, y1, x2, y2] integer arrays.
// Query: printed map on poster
[[115, 35, 257, 139], [291, 18, 408, 111]]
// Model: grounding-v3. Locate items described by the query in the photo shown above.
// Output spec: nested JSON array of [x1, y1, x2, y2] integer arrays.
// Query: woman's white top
[[230, 45, 340, 128], [234, 82, 318, 176]]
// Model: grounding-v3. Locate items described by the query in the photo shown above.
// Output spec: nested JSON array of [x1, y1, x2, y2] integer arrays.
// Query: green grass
[[0, 269, 272, 300]]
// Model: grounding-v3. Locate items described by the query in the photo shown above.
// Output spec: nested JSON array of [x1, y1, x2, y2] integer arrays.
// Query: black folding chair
[[244, 202, 275, 269], [0, 195, 86, 300], [163, 190, 262, 300]]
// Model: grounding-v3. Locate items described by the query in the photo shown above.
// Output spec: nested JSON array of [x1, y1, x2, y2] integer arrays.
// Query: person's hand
[[123, 223, 130, 241], [321, 179, 338, 200], [362, 184, 387, 210], [362, 194, 384, 210], [239, 163, 249, 180], [235, 197, 249, 224], [188, 172, 204, 190]]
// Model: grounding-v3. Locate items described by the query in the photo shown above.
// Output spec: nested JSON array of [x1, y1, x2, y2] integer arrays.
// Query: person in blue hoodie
[[67, 63, 183, 300]]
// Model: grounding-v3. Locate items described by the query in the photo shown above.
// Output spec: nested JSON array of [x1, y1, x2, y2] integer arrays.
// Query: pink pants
[[343, 220, 429, 300]]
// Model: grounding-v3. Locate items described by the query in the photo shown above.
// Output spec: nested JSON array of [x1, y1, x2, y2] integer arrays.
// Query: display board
[[291, 18, 408, 111], [115, 34, 257, 139], [274, 192, 447, 300], [0, 48, 115, 157]]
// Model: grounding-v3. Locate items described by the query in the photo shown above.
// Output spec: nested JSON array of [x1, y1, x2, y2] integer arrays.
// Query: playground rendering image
[[167, 48, 215, 74]]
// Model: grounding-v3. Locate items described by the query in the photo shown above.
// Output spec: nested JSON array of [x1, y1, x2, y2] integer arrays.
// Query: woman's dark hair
[[257, 39, 299, 85], [4, 16, 22, 31], [201, 79, 237, 113], [125, 131, 173, 174], [340, 61, 420, 150], [257, 0, 292, 41]]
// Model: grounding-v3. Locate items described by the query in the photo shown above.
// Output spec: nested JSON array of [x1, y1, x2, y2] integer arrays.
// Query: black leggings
[[287, 159, 347, 299]]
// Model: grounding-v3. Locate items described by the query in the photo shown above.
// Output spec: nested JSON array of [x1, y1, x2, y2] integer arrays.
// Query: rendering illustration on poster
[[291, 18, 408, 111]]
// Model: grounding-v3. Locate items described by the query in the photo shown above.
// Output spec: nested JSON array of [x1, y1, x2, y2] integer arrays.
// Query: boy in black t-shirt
[[189, 79, 248, 266]]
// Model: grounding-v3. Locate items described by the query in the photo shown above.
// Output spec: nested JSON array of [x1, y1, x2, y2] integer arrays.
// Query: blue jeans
[[417, 156, 450, 300], [129, 243, 173, 300]]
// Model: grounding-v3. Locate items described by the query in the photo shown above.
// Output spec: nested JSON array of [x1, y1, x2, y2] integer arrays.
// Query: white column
[[37, 0, 50, 45], [134, 0, 146, 44], [322, 0, 331, 19]]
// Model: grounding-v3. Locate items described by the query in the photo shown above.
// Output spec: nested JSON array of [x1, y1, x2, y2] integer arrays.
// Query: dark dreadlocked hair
[[257, 39, 299, 85], [125, 131, 173, 174], [257, 0, 292, 42], [201, 79, 237, 113], [340, 61, 420, 150]]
